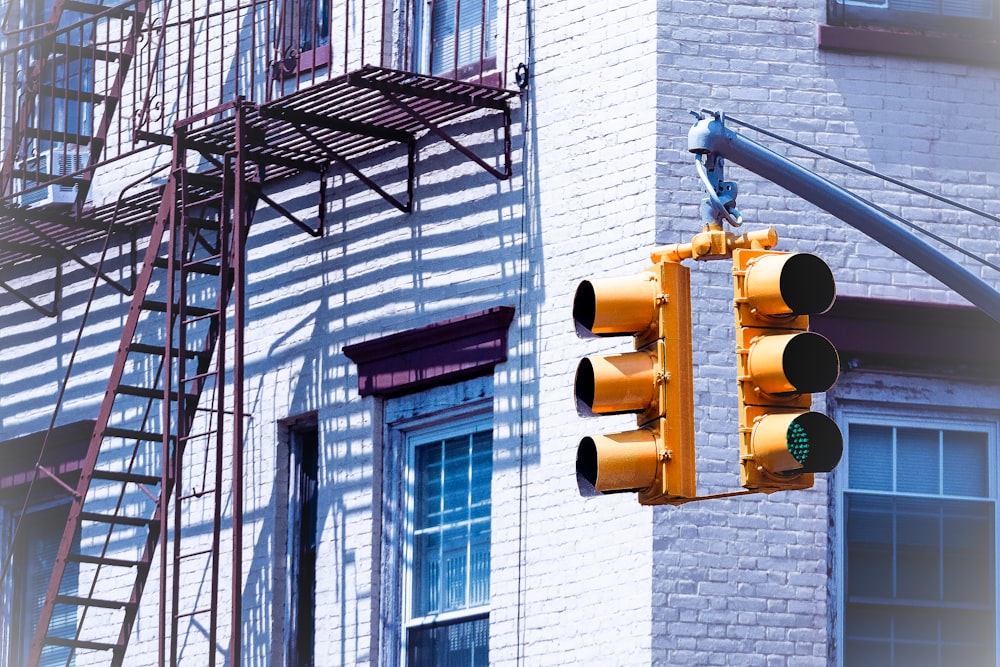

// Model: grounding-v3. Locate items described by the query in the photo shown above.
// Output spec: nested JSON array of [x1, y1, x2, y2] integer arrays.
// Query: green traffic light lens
[[786, 412, 843, 472]]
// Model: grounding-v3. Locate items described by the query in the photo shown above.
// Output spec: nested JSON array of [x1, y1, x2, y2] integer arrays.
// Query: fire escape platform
[[0, 187, 162, 267], [0, 65, 518, 311], [186, 65, 518, 179]]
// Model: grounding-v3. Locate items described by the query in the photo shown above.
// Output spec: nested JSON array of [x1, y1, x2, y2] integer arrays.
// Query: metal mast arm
[[687, 113, 1000, 326]]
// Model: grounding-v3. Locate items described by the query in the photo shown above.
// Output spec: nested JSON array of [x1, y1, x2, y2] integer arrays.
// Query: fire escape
[[0, 1, 518, 665]]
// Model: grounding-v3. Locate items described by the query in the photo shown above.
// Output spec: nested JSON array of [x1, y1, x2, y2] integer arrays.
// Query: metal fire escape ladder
[[26, 102, 257, 667], [0, 0, 148, 206]]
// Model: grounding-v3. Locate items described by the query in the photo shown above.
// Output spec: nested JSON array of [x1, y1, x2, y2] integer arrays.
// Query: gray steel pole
[[688, 115, 1000, 326]]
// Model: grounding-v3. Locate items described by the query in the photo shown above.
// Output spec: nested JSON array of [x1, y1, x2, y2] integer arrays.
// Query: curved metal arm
[[688, 113, 1000, 326]]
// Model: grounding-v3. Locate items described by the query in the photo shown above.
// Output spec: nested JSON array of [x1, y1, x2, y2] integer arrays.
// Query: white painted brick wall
[[3, 0, 1000, 664]]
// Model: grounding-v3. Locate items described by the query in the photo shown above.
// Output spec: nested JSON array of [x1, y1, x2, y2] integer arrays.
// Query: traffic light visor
[[752, 411, 843, 474], [576, 429, 659, 493], [575, 351, 657, 415], [745, 252, 836, 318], [746, 331, 840, 396], [573, 272, 658, 336]]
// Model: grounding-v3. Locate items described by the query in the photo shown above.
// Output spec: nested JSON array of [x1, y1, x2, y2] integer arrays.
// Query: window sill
[[272, 44, 332, 81], [818, 23, 1000, 68]]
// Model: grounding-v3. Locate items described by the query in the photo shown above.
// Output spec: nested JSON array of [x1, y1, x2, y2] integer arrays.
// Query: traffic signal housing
[[733, 249, 843, 492], [573, 259, 695, 505]]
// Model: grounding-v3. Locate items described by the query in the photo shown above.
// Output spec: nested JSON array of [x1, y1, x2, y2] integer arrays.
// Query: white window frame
[[833, 407, 1000, 666], [399, 411, 492, 666]]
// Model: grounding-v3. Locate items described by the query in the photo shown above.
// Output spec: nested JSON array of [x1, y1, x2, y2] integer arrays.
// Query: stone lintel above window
[[0, 420, 93, 499], [811, 297, 1000, 377], [818, 23, 1000, 68], [343, 306, 515, 397]]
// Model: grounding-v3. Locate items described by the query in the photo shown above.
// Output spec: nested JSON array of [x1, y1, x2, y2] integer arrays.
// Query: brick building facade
[[1, 0, 998, 665]]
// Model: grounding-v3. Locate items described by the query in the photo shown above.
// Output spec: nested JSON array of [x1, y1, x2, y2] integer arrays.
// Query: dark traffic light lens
[[780, 253, 836, 316], [786, 412, 843, 472], [782, 332, 839, 394], [573, 280, 598, 333], [575, 358, 597, 412], [577, 437, 599, 486]]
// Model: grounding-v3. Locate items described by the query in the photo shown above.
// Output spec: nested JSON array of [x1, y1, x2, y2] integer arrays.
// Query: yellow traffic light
[[573, 259, 695, 505], [733, 249, 843, 492]]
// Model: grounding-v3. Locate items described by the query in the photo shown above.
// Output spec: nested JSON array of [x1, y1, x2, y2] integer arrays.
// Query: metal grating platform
[[0, 65, 517, 314]]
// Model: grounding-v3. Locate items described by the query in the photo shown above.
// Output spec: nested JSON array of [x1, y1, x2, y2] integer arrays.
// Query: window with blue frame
[[2, 503, 79, 667], [841, 419, 997, 666]]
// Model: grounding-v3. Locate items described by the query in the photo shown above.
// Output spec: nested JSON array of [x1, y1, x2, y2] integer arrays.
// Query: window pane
[[846, 494, 894, 599], [897, 428, 939, 494], [15, 507, 77, 667], [416, 443, 444, 530], [844, 604, 892, 667], [845, 603, 995, 667], [442, 526, 469, 612], [943, 430, 989, 498], [429, 0, 497, 75], [895, 496, 941, 601], [469, 521, 490, 607], [410, 425, 492, 622], [893, 0, 941, 13], [408, 616, 488, 667], [942, 500, 994, 607], [849, 424, 892, 491], [413, 531, 441, 616]]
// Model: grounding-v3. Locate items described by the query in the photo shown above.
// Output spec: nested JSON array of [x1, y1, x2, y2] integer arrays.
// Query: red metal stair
[[26, 102, 259, 667]]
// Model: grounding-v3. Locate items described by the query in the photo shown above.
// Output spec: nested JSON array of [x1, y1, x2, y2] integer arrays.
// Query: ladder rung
[[101, 426, 164, 443], [21, 127, 91, 146], [129, 342, 205, 360], [79, 511, 158, 528], [36, 84, 107, 105], [140, 300, 217, 318], [183, 194, 224, 210], [43, 636, 119, 652], [63, 0, 141, 19], [177, 547, 214, 560], [185, 217, 228, 231], [54, 594, 135, 610], [65, 553, 141, 568], [181, 171, 225, 190], [50, 41, 121, 62], [184, 260, 222, 275], [116, 384, 197, 404], [91, 467, 162, 486], [152, 256, 222, 275]]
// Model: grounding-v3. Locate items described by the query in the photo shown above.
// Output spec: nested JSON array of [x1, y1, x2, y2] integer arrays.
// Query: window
[[826, 0, 999, 40], [283, 425, 319, 667], [2, 503, 78, 667], [7, 0, 94, 204], [276, 0, 331, 75], [412, 0, 498, 78], [403, 415, 492, 666], [839, 417, 998, 666]]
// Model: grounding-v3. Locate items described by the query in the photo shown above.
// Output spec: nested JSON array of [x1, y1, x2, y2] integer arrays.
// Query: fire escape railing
[[0, 0, 513, 208], [0, 0, 151, 207], [134, 0, 513, 144]]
